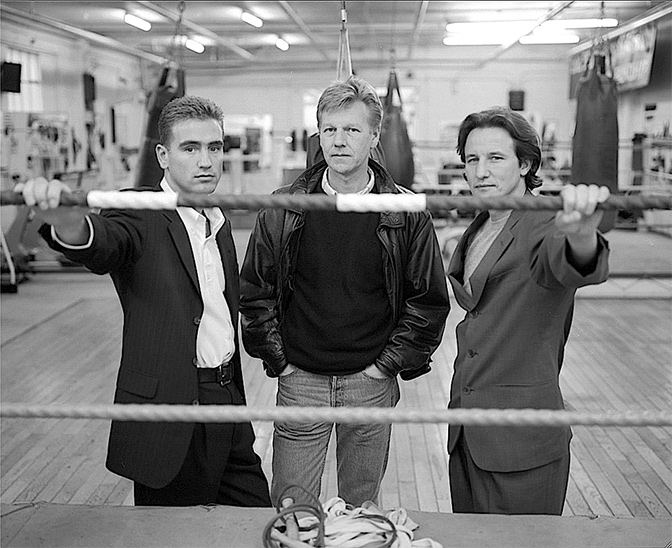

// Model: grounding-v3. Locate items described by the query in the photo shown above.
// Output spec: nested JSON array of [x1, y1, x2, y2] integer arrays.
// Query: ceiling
[[2, 1, 671, 74]]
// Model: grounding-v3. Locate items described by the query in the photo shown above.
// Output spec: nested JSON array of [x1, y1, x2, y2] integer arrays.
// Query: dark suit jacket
[[446, 202, 609, 473], [39, 187, 245, 488]]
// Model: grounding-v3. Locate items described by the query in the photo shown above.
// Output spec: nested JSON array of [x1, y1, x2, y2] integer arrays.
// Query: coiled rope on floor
[[1, 190, 671, 212], [1, 404, 670, 426]]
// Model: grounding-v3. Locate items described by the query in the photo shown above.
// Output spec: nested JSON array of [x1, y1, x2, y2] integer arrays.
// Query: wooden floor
[[1, 230, 671, 519]]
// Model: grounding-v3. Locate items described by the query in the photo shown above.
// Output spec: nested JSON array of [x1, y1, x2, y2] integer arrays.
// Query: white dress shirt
[[53, 180, 235, 368]]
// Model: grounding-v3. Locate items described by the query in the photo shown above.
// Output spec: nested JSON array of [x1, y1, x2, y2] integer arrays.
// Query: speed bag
[[380, 105, 415, 189], [571, 63, 619, 232], [134, 67, 186, 187]]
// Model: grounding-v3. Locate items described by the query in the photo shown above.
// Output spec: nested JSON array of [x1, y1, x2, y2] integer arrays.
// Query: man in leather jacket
[[240, 76, 449, 507]]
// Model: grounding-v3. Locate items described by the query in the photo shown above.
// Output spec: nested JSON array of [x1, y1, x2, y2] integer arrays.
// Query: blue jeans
[[271, 366, 400, 507]]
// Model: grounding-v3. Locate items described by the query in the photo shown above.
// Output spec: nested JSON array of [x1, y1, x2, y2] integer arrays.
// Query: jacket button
[[470, 310, 479, 318], [193, 317, 201, 325], [467, 349, 477, 358], [462, 386, 472, 394], [192, 399, 199, 405]]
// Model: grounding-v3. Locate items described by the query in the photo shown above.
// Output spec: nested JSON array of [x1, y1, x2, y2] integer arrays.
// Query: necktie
[[200, 210, 211, 238]]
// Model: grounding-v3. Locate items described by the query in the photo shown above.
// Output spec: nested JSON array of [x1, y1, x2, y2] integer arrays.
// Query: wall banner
[[569, 24, 657, 98]]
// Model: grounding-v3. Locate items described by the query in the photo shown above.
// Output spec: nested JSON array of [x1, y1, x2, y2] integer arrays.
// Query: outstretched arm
[[16, 177, 90, 245], [555, 183, 610, 269]]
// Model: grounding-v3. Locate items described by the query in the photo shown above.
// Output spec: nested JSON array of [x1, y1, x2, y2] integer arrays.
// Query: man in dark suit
[[18, 95, 271, 508], [446, 106, 611, 515]]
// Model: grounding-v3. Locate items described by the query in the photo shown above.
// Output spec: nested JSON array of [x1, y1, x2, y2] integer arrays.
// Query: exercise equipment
[[571, 46, 619, 232], [134, 1, 187, 187], [379, 68, 415, 189], [133, 66, 185, 187]]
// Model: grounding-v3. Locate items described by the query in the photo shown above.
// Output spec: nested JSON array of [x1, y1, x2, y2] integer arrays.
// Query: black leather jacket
[[239, 159, 450, 380]]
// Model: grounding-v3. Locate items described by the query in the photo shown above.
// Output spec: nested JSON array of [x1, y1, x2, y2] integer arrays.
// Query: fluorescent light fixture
[[184, 38, 205, 53], [443, 35, 509, 46], [124, 13, 151, 32], [275, 37, 290, 51], [519, 33, 579, 44], [443, 18, 616, 46], [241, 11, 263, 28], [542, 18, 618, 29], [445, 19, 618, 32]]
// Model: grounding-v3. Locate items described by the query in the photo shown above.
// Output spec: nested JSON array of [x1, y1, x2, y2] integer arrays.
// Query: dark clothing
[[133, 382, 269, 507], [446, 198, 609, 514], [39, 186, 270, 506], [239, 159, 450, 380], [282, 189, 394, 375], [449, 433, 570, 515]]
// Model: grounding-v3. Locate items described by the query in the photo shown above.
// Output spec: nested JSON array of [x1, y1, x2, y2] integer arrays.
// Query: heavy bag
[[305, 132, 386, 169], [379, 70, 415, 189], [571, 56, 619, 232], [134, 66, 186, 187]]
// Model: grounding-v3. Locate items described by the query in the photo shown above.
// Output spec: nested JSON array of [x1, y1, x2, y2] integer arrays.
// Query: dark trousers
[[134, 382, 271, 507], [449, 433, 569, 515]]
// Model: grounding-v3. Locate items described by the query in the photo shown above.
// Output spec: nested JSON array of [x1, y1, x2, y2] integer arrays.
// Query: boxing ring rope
[[2, 188, 670, 548], [1, 190, 671, 213], [1, 188, 670, 427], [1, 404, 670, 426]]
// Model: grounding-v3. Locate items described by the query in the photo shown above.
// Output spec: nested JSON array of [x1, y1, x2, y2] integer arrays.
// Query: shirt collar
[[160, 178, 224, 229], [321, 168, 375, 196]]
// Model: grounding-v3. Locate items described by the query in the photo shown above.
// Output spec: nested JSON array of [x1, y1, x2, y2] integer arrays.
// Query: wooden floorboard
[[1, 246, 670, 519]]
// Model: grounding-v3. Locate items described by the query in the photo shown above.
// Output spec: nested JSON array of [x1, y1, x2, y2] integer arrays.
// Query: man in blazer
[[446, 106, 610, 515], [19, 96, 271, 507]]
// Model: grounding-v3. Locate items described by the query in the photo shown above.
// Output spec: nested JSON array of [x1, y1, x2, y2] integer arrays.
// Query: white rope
[[87, 190, 178, 210], [336, 193, 427, 212], [268, 497, 443, 548], [2, 404, 670, 427]]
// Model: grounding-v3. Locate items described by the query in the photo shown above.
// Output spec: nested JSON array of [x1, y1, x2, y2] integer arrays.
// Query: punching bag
[[134, 66, 186, 187], [379, 70, 415, 189], [571, 55, 619, 232]]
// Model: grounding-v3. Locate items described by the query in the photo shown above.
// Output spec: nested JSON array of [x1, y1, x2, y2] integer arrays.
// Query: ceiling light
[[519, 33, 579, 44], [124, 13, 151, 32], [445, 19, 618, 33], [241, 11, 263, 28], [275, 37, 290, 51], [542, 18, 618, 29], [184, 38, 205, 54], [443, 35, 509, 46]]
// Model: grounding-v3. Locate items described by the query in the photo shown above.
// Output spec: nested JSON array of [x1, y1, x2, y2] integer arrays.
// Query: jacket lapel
[[165, 209, 200, 292], [216, 215, 239, 314], [447, 211, 487, 311]]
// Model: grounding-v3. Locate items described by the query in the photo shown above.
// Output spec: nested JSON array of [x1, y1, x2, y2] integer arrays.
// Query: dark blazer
[[39, 187, 245, 488], [446, 202, 609, 472]]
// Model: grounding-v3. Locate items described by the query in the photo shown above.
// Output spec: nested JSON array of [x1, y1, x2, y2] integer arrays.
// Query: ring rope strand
[[1, 190, 671, 212], [1, 404, 670, 426]]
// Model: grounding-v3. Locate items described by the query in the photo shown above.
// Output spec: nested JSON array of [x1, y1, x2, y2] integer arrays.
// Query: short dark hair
[[317, 76, 383, 134], [157, 95, 224, 147], [456, 106, 542, 190]]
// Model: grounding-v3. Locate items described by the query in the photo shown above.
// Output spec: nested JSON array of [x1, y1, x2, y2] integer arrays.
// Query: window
[[3, 48, 43, 112]]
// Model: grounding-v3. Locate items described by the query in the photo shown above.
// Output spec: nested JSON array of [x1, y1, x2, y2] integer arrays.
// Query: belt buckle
[[218, 363, 233, 386]]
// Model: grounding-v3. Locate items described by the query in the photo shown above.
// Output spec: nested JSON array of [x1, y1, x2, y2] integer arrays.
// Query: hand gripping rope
[[1, 189, 671, 213]]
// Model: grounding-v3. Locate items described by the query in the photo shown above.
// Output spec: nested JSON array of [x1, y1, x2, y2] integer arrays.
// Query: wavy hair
[[456, 106, 542, 189]]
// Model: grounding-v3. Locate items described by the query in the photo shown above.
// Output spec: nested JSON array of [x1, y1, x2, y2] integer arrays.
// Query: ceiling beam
[[407, 1, 430, 61], [277, 1, 332, 61], [135, 1, 255, 61], [0, 4, 171, 66]]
